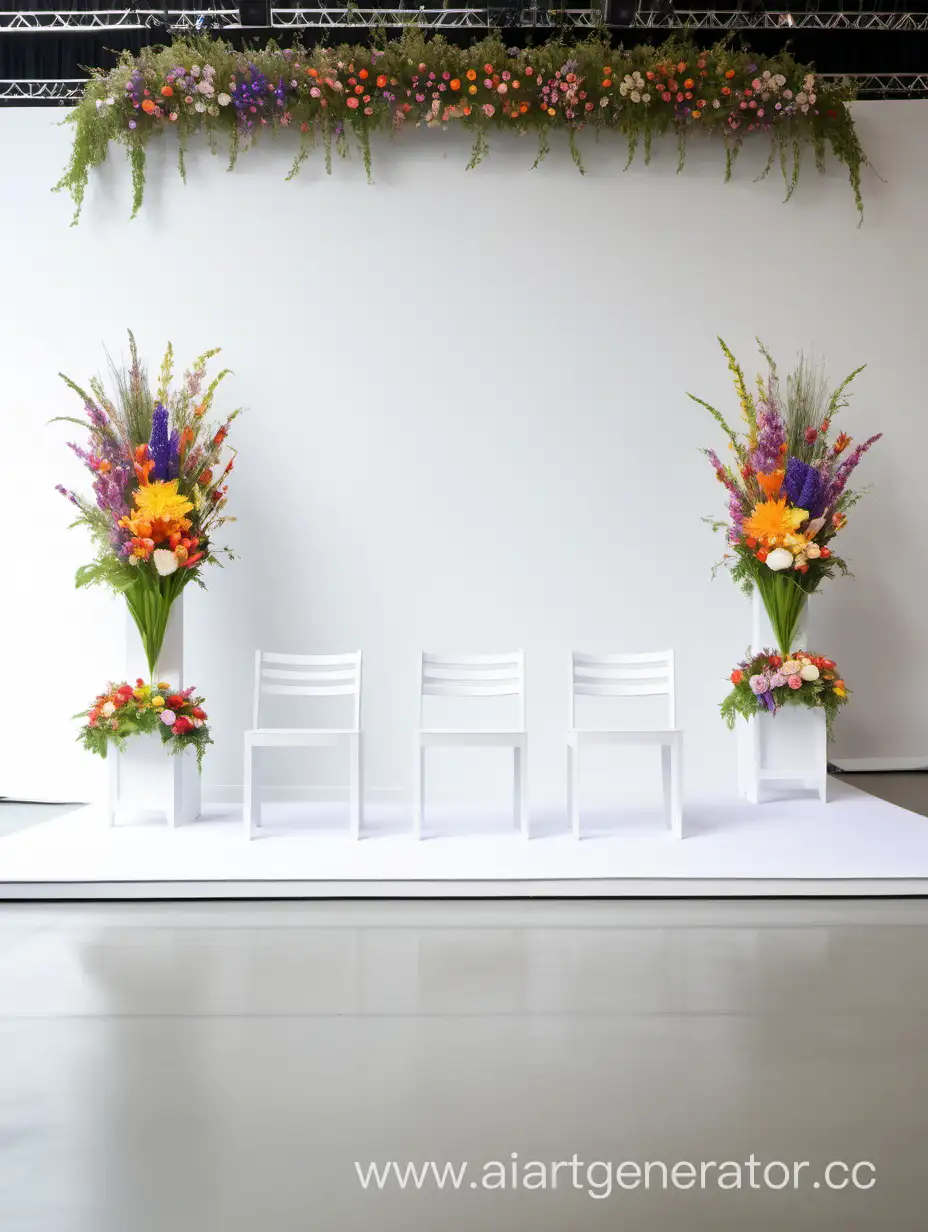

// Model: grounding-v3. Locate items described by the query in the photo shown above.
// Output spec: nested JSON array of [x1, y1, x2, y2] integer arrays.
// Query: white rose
[[782, 660, 802, 675], [160, 710, 176, 726], [712, 98, 720, 108], [630, 90, 641, 103], [217, 92, 231, 107], [101, 701, 116, 718], [766, 547, 794, 572], [153, 548, 178, 576], [800, 664, 820, 682], [805, 543, 821, 559], [641, 93, 650, 103]]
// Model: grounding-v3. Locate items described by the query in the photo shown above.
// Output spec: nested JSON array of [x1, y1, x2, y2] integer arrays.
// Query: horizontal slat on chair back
[[573, 652, 672, 697], [259, 651, 361, 697], [422, 652, 523, 697]]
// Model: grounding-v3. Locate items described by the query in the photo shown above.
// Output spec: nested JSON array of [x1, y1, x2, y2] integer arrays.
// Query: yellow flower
[[134, 480, 193, 523], [157, 681, 171, 690], [743, 498, 809, 548], [152, 696, 165, 708], [133, 686, 150, 700], [833, 686, 846, 698]]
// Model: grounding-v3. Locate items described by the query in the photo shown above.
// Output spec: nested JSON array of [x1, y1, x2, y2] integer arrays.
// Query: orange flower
[[466, 68, 477, 81], [519, 102, 528, 113], [198, 469, 213, 485], [721, 86, 731, 95], [462, 105, 471, 115], [308, 67, 319, 77], [354, 84, 363, 95], [833, 432, 852, 454], [376, 74, 387, 88], [141, 99, 156, 114], [691, 109, 701, 118], [161, 85, 173, 97], [97, 459, 111, 474], [677, 61, 686, 72], [512, 80, 520, 89], [757, 469, 785, 499], [725, 69, 736, 79], [449, 78, 461, 91], [730, 669, 743, 685], [601, 80, 611, 88], [358, 68, 368, 80], [179, 426, 195, 456], [684, 78, 694, 88], [133, 443, 154, 485], [468, 84, 477, 95]]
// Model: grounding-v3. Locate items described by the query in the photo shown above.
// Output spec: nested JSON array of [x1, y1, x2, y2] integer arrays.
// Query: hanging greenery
[[55, 29, 867, 224]]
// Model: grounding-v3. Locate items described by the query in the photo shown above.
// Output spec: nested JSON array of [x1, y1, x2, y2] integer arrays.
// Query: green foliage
[[54, 31, 867, 224]]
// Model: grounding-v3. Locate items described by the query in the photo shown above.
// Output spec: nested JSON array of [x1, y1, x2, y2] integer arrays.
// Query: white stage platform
[[1, 780, 926, 898]]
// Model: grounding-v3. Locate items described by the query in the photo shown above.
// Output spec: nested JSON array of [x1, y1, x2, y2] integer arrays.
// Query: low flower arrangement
[[55, 30, 867, 224], [77, 679, 212, 768], [721, 649, 849, 732], [692, 339, 880, 656]]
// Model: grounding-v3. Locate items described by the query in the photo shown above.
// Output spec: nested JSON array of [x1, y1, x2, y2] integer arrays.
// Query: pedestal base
[[737, 706, 828, 804], [107, 735, 201, 828]]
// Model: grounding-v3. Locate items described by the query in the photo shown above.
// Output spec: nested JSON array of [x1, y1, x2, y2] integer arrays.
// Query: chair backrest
[[253, 650, 362, 730], [570, 650, 676, 729], [418, 651, 525, 729]]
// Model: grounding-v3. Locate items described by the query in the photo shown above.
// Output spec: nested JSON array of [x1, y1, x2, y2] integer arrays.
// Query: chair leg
[[665, 740, 684, 839], [349, 733, 362, 840], [514, 745, 528, 838], [568, 741, 580, 839], [413, 744, 425, 841], [243, 741, 258, 840]]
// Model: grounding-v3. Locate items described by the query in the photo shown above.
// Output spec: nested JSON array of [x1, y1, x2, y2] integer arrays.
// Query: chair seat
[[417, 728, 527, 748], [568, 727, 681, 747], [246, 727, 360, 748]]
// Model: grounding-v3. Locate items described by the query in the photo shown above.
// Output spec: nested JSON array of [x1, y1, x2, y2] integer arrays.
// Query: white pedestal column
[[108, 595, 202, 827], [737, 590, 828, 804]]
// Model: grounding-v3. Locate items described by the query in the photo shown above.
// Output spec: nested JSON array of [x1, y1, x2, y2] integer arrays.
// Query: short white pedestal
[[737, 591, 828, 804], [108, 596, 202, 828]]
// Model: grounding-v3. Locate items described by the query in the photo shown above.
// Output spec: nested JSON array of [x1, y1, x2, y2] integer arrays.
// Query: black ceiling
[[2, 2, 927, 92]]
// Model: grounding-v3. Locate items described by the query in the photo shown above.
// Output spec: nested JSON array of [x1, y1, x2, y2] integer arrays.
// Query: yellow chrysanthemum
[[121, 480, 194, 541], [743, 498, 808, 548], [133, 480, 193, 524]]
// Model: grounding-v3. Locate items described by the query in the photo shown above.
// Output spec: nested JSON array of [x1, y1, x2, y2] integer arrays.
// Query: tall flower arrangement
[[54, 31, 867, 224], [55, 333, 238, 676], [692, 340, 880, 656]]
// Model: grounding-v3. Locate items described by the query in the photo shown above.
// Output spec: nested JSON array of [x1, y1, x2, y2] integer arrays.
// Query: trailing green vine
[[54, 29, 867, 224]]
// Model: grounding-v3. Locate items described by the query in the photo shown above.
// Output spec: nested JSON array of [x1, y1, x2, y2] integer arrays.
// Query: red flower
[[191, 706, 207, 721], [826, 108, 838, 119], [769, 655, 782, 669], [172, 717, 194, 735], [117, 684, 134, 698], [744, 536, 757, 549], [730, 670, 743, 685], [820, 547, 831, 559], [756, 549, 768, 563], [804, 427, 818, 444], [167, 693, 185, 709]]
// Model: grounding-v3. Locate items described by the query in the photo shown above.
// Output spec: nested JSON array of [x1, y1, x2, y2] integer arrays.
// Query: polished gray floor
[[0, 900, 926, 1230]]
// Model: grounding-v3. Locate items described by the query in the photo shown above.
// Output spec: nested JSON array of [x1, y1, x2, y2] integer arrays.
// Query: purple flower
[[784, 457, 825, 519], [749, 673, 771, 695], [55, 484, 79, 506], [750, 394, 786, 472], [148, 402, 178, 481], [760, 690, 776, 712], [824, 433, 883, 510], [770, 672, 787, 688]]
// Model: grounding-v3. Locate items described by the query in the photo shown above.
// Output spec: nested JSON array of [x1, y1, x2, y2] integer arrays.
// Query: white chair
[[243, 650, 363, 840], [414, 651, 528, 840], [567, 650, 683, 839]]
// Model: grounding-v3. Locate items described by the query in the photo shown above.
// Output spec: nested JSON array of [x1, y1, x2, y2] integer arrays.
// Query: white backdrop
[[1, 102, 924, 813]]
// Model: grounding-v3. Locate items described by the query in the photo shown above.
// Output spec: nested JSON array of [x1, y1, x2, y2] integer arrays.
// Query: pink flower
[[310, 86, 321, 97], [482, 103, 495, 117], [662, 91, 671, 102], [364, 106, 373, 115], [346, 97, 359, 109], [757, 108, 765, 117], [788, 675, 803, 690], [484, 78, 493, 88], [497, 83, 508, 94], [502, 70, 511, 81], [415, 93, 425, 102]]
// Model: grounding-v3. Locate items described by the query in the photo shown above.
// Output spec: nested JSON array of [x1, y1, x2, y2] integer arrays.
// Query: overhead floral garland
[[55, 30, 866, 223]]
